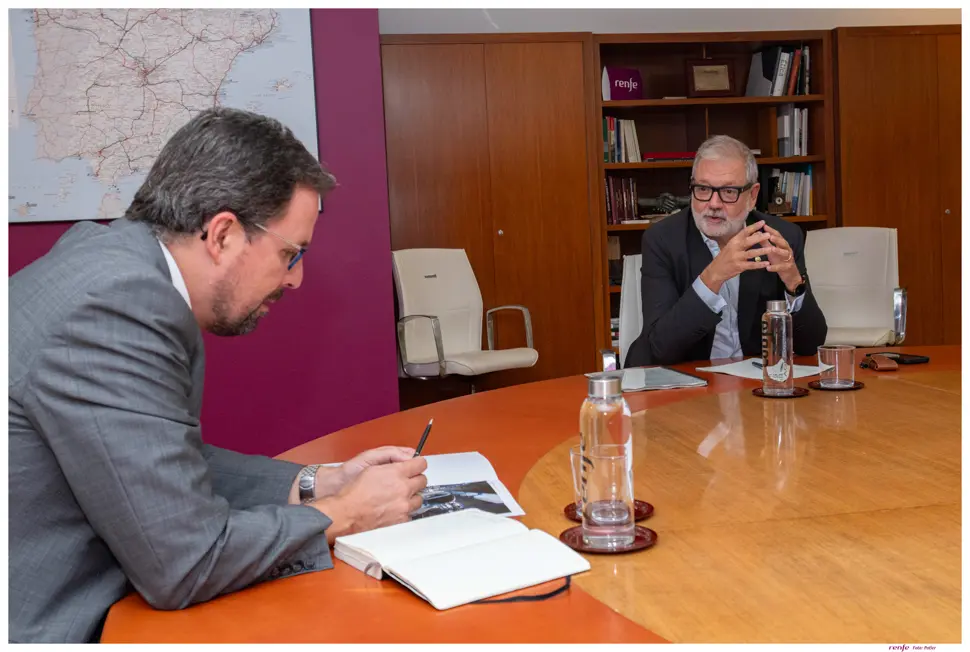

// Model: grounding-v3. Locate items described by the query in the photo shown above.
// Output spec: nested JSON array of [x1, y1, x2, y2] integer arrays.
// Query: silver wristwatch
[[297, 464, 322, 504]]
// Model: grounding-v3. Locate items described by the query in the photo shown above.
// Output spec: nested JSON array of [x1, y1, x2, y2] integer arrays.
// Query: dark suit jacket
[[9, 219, 333, 643], [625, 208, 827, 367]]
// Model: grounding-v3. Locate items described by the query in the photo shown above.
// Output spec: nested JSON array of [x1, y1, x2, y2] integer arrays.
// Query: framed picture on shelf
[[686, 59, 735, 97]]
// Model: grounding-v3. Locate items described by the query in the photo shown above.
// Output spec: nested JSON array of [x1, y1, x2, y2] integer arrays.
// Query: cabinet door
[[484, 41, 596, 382], [937, 33, 961, 345], [837, 31, 943, 345], [382, 44, 497, 310]]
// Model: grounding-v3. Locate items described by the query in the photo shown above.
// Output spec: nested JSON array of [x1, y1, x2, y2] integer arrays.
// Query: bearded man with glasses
[[9, 108, 428, 643], [625, 135, 827, 367]]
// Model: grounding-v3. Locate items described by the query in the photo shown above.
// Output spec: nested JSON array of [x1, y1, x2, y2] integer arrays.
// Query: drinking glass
[[569, 444, 584, 513], [581, 442, 635, 549], [818, 344, 856, 389]]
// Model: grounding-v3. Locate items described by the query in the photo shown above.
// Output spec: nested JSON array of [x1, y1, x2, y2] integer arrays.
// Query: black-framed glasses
[[200, 218, 306, 271], [689, 182, 754, 204]]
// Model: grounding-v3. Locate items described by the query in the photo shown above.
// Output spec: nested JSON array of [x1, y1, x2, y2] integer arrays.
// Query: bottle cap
[[588, 373, 622, 398], [767, 299, 788, 313]]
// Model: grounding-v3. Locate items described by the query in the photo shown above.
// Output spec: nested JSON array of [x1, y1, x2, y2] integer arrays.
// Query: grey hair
[[125, 107, 336, 239], [691, 135, 758, 185]]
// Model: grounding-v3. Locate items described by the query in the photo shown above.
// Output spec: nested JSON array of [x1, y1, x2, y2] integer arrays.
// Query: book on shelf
[[641, 151, 695, 162], [777, 104, 809, 157], [621, 212, 674, 224], [767, 166, 813, 216], [603, 117, 641, 163], [745, 45, 811, 97], [605, 175, 639, 224]]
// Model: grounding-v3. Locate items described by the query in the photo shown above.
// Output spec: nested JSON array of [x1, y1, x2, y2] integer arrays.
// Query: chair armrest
[[397, 315, 446, 377], [600, 349, 618, 372], [891, 287, 907, 345], [485, 305, 534, 350]]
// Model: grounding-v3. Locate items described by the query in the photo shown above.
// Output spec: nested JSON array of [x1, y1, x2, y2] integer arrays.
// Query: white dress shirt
[[157, 239, 192, 309], [691, 232, 803, 360]]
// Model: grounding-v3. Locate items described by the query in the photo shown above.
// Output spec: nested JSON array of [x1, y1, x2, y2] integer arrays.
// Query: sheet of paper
[[695, 358, 831, 380], [416, 452, 525, 519], [317, 452, 525, 518]]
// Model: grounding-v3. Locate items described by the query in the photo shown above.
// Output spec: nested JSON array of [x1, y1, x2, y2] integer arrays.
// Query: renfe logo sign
[[602, 66, 643, 101]]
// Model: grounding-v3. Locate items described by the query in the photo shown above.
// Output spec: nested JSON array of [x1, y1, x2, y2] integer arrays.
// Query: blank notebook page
[[338, 508, 527, 568], [385, 529, 590, 610]]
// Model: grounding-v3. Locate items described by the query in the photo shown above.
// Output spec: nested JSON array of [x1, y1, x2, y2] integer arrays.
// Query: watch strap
[[297, 464, 322, 504], [788, 276, 808, 297]]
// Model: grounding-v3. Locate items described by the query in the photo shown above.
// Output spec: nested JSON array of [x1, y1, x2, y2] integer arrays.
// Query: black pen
[[413, 418, 433, 457], [752, 360, 763, 368]]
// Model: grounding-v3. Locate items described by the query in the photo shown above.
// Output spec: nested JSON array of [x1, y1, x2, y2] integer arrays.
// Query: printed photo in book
[[412, 481, 514, 520]]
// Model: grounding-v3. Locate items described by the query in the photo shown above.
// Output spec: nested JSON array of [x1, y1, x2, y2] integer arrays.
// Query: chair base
[[397, 375, 479, 410]]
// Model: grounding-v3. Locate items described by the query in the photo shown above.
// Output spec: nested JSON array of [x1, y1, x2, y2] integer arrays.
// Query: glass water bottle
[[761, 299, 794, 396], [579, 374, 635, 548]]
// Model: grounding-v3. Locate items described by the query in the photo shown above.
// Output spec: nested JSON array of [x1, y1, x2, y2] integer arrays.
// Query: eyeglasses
[[689, 182, 754, 204], [200, 219, 306, 271], [252, 223, 306, 271]]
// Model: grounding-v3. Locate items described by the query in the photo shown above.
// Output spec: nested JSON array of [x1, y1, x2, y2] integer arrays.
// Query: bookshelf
[[603, 94, 825, 108], [590, 30, 836, 355], [604, 154, 824, 170]]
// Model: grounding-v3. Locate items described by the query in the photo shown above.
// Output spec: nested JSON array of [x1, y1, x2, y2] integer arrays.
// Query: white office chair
[[618, 253, 643, 368], [804, 227, 907, 346], [391, 249, 538, 385]]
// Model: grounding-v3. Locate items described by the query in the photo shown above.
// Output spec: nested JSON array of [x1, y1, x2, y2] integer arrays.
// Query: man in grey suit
[[9, 108, 428, 643]]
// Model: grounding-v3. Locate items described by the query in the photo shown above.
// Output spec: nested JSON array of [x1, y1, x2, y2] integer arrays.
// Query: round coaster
[[559, 525, 657, 554], [563, 499, 654, 523], [752, 386, 810, 399], [808, 380, 865, 391]]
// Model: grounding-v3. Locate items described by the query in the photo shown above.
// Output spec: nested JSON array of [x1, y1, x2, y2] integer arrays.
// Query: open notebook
[[334, 509, 590, 610]]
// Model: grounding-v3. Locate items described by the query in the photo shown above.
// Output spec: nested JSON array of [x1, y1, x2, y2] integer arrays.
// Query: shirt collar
[[698, 228, 720, 254], [157, 239, 192, 309]]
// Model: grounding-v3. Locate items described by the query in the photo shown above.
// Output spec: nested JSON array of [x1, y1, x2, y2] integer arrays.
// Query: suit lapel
[[737, 268, 763, 342], [685, 212, 714, 281]]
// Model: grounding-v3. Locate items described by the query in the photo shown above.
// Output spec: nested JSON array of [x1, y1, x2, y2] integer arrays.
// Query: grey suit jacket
[[9, 219, 334, 643]]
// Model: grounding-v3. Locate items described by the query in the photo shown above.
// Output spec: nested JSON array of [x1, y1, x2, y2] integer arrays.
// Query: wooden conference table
[[102, 345, 962, 644]]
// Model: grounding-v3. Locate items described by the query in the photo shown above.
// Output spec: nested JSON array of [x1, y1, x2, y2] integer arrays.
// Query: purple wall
[[8, 9, 400, 456]]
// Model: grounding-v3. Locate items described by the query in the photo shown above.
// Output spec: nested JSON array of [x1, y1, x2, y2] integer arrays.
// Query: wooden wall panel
[[381, 44, 496, 309], [937, 33, 961, 345], [836, 31, 943, 345], [484, 41, 597, 382]]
